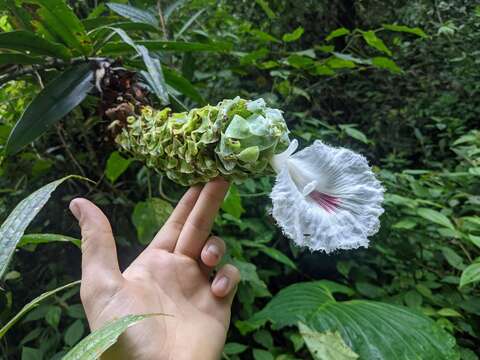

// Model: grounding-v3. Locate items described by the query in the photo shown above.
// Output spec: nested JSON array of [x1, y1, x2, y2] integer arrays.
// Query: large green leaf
[[0, 176, 82, 278], [299, 323, 359, 360], [101, 40, 232, 55], [62, 314, 155, 360], [106, 3, 158, 27], [27, 0, 92, 55], [0, 280, 80, 338], [361, 31, 392, 56], [460, 263, 480, 288], [105, 151, 133, 183], [6, 63, 93, 155], [248, 282, 459, 359], [417, 208, 455, 230], [0, 30, 71, 59]]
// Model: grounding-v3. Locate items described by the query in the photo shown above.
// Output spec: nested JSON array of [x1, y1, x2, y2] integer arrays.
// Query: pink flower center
[[309, 191, 340, 213]]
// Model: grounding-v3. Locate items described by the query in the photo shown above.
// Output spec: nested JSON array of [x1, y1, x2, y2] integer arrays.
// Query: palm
[[70, 180, 239, 360]]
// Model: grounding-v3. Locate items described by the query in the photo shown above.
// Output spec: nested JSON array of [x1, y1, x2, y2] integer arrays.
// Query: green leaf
[[382, 24, 428, 38], [29, 0, 92, 55], [282, 27, 304, 42], [362, 31, 392, 56], [0, 30, 71, 59], [254, 0, 276, 19], [260, 247, 297, 270], [21, 347, 43, 360], [468, 234, 480, 248], [299, 323, 359, 360], [0, 280, 80, 338], [0, 176, 83, 278], [460, 263, 480, 288], [19, 233, 81, 248], [437, 308, 462, 318], [326, 27, 351, 41], [339, 125, 369, 143], [106, 3, 158, 27], [417, 208, 455, 230], [6, 64, 94, 155], [132, 198, 173, 244], [0, 53, 44, 66], [221, 184, 244, 219], [45, 305, 62, 327], [105, 151, 133, 183], [223, 342, 248, 355], [392, 219, 417, 230], [62, 314, 155, 360], [163, 67, 204, 104], [64, 319, 85, 346], [253, 349, 274, 360], [101, 40, 232, 55], [249, 282, 459, 359], [372, 57, 402, 74], [251, 29, 281, 43], [441, 247, 466, 270]]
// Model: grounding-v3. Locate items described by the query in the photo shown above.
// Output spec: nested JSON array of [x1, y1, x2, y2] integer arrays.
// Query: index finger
[[174, 178, 229, 258]]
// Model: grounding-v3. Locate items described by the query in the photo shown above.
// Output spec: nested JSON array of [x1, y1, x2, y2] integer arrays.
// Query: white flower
[[269, 139, 384, 252]]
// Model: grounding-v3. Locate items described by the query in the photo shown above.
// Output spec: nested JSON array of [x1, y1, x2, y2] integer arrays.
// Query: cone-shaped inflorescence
[[115, 97, 290, 186]]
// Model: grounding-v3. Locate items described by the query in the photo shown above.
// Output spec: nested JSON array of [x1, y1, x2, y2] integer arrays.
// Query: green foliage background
[[0, 0, 479, 358]]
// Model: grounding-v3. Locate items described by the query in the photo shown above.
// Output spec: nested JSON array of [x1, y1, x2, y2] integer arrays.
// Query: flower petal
[[270, 140, 384, 252]]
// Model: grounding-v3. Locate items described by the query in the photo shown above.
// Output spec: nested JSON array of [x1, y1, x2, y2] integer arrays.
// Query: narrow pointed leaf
[[0, 53, 44, 66], [63, 314, 157, 360], [28, 0, 92, 55], [0, 280, 80, 338], [106, 3, 158, 27], [19, 233, 81, 248], [163, 67, 204, 104], [6, 63, 93, 155], [0, 30, 71, 59], [382, 24, 428, 38], [460, 263, 480, 288], [101, 40, 232, 54], [0, 176, 83, 278], [417, 208, 455, 230]]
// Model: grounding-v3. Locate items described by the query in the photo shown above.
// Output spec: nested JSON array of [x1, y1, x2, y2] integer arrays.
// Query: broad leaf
[[362, 31, 392, 56], [460, 263, 480, 288], [6, 63, 93, 155], [282, 27, 304, 42], [62, 314, 155, 360], [417, 208, 455, 230], [0, 176, 82, 278], [0, 30, 71, 59], [249, 282, 459, 359], [101, 40, 232, 55], [18, 233, 81, 248], [28, 0, 92, 55], [132, 198, 173, 244], [326, 27, 351, 41], [372, 57, 402, 74], [0, 280, 80, 338], [299, 323, 359, 360], [105, 151, 133, 183], [106, 3, 158, 27], [221, 184, 244, 219]]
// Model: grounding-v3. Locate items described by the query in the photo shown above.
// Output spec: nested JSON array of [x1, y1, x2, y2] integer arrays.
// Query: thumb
[[70, 198, 123, 295]]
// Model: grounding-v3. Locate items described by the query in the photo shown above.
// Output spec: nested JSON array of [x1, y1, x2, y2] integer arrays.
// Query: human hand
[[69, 179, 240, 360]]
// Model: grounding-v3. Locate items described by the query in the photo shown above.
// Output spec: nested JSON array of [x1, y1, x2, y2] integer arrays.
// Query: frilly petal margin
[[269, 140, 384, 252]]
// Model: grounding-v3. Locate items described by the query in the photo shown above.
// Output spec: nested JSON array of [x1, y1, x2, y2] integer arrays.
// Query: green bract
[[115, 97, 290, 185]]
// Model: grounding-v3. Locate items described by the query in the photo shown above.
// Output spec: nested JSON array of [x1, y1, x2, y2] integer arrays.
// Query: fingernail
[[69, 200, 81, 220], [206, 244, 220, 260], [214, 276, 230, 294]]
